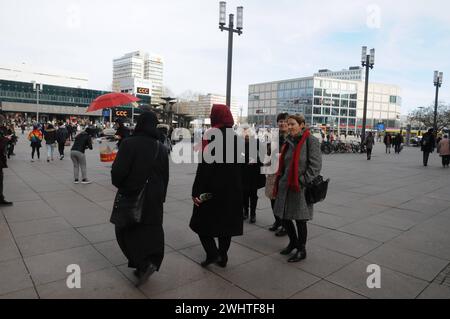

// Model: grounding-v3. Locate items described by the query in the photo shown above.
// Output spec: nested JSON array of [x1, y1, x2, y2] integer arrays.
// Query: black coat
[[56, 127, 69, 143], [421, 132, 436, 152], [190, 129, 244, 237], [0, 137, 8, 169], [111, 134, 169, 226], [241, 138, 266, 191], [44, 129, 57, 144]]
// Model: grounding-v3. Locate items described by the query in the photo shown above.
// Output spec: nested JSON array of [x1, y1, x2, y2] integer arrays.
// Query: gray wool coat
[[273, 131, 322, 221]]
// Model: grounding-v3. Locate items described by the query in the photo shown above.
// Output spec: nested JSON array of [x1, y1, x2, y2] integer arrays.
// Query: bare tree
[[408, 102, 450, 130]]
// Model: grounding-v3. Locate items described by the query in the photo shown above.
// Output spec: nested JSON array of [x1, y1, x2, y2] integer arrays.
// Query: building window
[[349, 109, 356, 117], [332, 108, 339, 116], [323, 107, 331, 115], [389, 95, 397, 104], [349, 101, 357, 108], [340, 109, 348, 116], [314, 98, 322, 106], [313, 107, 322, 115], [341, 100, 349, 107], [333, 99, 340, 107], [314, 88, 323, 96]]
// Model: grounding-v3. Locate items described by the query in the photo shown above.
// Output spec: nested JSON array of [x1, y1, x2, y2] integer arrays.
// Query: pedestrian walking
[[111, 111, 169, 287], [28, 125, 43, 162], [437, 134, 450, 168], [365, 132, 375, 160], [240, 124, 265, 224], [273, 114, 322, 263], [190, 104, 243, 268], [384, 133, 392, 154], [394, 133, 403, 154], [43, 124, 57, 162], [265, 113, 289, 237], [421, 128, 436, 167], [0, 127, 13, 206], [6, 124, 17, 159], [56, 122, 69, 160], [20, 123, 25, 135], [70, 127, 93, 184]]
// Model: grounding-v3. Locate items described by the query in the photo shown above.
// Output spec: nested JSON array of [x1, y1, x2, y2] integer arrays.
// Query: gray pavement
[[1, 132, 450, 299]]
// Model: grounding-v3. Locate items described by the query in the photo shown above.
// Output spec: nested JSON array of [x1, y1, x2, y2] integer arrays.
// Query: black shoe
[[275, 228, 287, 237], [269, 223, 279, 232], [0, 200, 13, 206], [288, 247, 307, 262], [135, 263, 157, 287], [280, 245, 296, 255], [201, 257, 218, 268], [249, 216, 256, 224], [216, 255, 228, 268]]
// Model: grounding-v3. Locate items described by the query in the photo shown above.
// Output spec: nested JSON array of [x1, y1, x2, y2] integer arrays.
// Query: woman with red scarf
[[273, 114, 322, 262], [190, 104, 243, 268]]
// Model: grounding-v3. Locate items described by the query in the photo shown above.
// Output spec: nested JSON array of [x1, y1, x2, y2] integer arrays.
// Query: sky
[[1, 0, 450, 116]]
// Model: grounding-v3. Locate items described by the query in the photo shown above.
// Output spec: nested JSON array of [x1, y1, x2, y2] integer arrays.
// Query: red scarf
[[273, 129, 310, 197]]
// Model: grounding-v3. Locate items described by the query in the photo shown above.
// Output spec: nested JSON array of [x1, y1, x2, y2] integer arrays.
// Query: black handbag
[[305, 175, 330, 204], [110, 142, 160, 227], [304, 137, 330, 205]]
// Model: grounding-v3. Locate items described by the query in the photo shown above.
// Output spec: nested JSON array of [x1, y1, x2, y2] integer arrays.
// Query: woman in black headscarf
[[111, 111, 169, 286]]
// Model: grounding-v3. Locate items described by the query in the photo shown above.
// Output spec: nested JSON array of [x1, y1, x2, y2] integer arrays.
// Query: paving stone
[[0, 288, 39, 299], [232, 228, 289, 255], [327, 259, 429, 299], [310, 212, 355, 229], [219, 256, 320, 299], [36, 267, 146, 299], [417, 284, 450, 299], [0, 259, 34, 296], [389, 230, 450, 260], [9, 217, 72, 238], [362, 244, 449, 282], [151, 274, 256, 299], [338, 220, 403, 242], [2, 200, 59, 223], [24, 245, 112, 285], [308, 231, 381, 258], [117, 252, 210, 297], [16, 228, 89, 257], [77, 223, 116, 243], [93, 240, 128, 266], [0, 222, 21, 263], [290, 280, 366, 299]]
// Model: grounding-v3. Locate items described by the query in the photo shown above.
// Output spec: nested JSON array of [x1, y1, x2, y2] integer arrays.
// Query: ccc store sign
[[137, 87, 150, 95], [115, 111, 129, 117]]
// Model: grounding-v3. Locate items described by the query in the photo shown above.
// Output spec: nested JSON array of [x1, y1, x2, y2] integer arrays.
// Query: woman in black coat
[[190, 104, 243, 268], [111, 111, 169, 286]]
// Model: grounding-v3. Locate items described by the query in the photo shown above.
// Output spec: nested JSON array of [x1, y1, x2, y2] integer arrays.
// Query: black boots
[[280, 244, 296, 255], [201, 256, 219, 268], [243, 208, 249, 220], [288, 245, 307, 263], [249, 196, 257, 224]]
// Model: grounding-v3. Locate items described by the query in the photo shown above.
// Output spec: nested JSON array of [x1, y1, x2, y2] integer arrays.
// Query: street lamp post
[[219, 1, 243, 108], [361, 46, 375, 145], [433, 71, 444, 133], [32, 82, 42, 123]]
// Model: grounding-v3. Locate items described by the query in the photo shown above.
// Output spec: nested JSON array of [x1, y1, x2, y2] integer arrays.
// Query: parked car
[[410, 136, 422, 147]]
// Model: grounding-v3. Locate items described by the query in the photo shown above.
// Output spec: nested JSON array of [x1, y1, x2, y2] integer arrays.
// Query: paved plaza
[[1, 133, 450, 299]]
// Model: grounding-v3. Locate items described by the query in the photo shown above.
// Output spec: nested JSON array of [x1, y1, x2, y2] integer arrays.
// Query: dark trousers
[[394, 144, 401, 153], [283, 220, 307, 248], [271, 199, 282, 227], [243, 189, 258, 217], [367, 148, 373, 160], [7, 143, 14, 158], [31, 146, 40, 159], [0, 169, 4, 201], [199, 236, 231, 259], [385, 145, 391, 153], [58, 142, 65, 156], [423, 151, 431, 166], [441, 155, 450, 167]]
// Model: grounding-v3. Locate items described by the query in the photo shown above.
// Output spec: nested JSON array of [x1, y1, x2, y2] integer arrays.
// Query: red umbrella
[[86, 93, 140, 113]]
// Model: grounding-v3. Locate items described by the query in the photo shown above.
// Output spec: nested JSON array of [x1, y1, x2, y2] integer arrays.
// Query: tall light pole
[[219, 2, 243, 108], [361, 46, 375, 144], [433, 71, 443, 133], [32, 81, 42, 123]]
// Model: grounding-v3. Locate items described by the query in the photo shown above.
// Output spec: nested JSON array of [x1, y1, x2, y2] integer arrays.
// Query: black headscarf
[[133, 111, 160, 140]]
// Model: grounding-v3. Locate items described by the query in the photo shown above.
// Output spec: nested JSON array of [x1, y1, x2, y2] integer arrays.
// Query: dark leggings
[[271, 199, 282, 226], [199, 236, 231, 259], [58, 142, 65, 156], [31, 146, 40, 159], [283, 220, 307, 248]]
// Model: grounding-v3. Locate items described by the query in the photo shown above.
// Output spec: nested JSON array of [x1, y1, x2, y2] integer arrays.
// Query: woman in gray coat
[[273, 114, 322, 262]]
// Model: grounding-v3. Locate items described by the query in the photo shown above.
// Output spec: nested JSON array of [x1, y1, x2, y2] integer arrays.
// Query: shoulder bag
[[304, 136, 330, 205], [110, 141, 160, 227]]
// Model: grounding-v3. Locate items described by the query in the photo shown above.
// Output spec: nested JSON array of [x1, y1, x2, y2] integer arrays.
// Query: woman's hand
[[192, 196, 202, 207]]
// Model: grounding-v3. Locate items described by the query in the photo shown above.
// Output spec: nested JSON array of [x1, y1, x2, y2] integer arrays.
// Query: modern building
[[248, 76, 402, 133], [0, 79, 151, 123], [112, 51, 163, 104], [0, 63, 88, 89], [314, 66, 365, 82], [177, 93, 240, 123]]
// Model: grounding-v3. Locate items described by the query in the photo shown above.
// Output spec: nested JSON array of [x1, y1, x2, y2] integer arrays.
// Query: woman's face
[[288, 118, 305, 137], [278, 119, 288, 134]]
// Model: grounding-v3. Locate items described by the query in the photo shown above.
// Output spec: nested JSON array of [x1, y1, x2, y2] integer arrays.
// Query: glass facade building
[[248, 76, 401, 132]]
